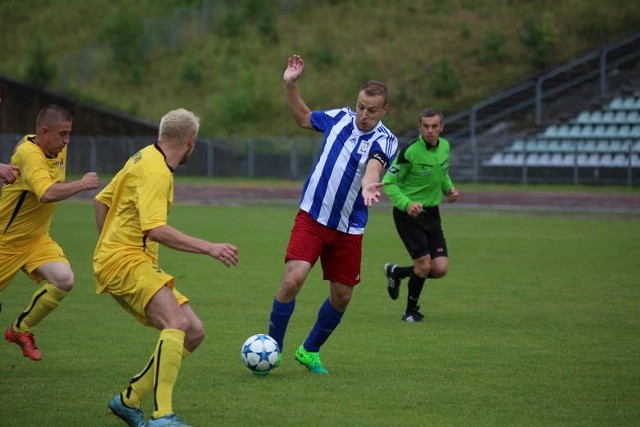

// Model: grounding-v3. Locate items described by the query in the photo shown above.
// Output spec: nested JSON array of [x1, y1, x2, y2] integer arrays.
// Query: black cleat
[[401, 306, 425, 323], [384, 263, 400, 300]]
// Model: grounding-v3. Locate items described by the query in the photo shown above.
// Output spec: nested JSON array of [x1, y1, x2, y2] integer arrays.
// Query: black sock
[[393, 266, 414, 280], [406, 273, 426, 312]]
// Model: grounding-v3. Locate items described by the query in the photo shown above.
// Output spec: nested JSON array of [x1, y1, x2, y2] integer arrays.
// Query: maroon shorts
[[285, 210, 363, 286]]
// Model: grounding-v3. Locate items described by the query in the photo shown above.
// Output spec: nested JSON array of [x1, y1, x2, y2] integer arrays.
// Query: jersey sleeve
[[96, 175, 116, 208], [441, 174, 454, 195], [137, 172, 171, 232], [310, 108, 347, 133], [16, 144, 54, 201]]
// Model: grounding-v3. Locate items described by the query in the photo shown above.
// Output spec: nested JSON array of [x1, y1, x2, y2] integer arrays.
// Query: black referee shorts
[[392, 206, 448, 260]]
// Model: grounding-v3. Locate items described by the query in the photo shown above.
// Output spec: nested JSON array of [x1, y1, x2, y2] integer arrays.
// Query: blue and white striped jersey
[[299, 107, 398, 235]]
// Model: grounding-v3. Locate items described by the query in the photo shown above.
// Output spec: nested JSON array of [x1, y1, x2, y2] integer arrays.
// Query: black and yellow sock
[[13, 282, 67, 333], [151, 329, 185, 419], [122, 353, 156, 409], [122, 335, 190, 410]]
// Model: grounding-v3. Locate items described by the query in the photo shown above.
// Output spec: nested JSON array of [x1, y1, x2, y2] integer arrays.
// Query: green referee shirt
[[382, 135, 454, 212]]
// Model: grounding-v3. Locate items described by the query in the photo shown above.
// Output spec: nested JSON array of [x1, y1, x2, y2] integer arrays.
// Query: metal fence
[[16, 6, 640, 187], [0, 134, 326, 180], [1, 134, 638, 186]]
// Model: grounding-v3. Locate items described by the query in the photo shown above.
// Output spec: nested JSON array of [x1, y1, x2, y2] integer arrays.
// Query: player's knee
[[50, 269, 74, 291], [279, 277, 303, 299], [330, 285, 352, 310], [414, 264, 431, 279], [165, 312, 190, 332], [337, 291, 352, 306], [429, 262, 449, 278], [429, 268, 448, 279], [188, 323, 205, 348]]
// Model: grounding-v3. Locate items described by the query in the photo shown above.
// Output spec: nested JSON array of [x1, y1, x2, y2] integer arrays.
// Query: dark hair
[[419, 107, 444, 123], [359, 80, 389, 104], [36, 104, 72, 129]]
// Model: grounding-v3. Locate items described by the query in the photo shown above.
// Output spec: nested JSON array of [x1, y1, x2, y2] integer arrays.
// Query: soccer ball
[[240, 334, 280, 373]]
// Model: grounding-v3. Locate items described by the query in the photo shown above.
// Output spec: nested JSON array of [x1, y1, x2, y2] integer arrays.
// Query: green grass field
[[1, 201, 639, 426]]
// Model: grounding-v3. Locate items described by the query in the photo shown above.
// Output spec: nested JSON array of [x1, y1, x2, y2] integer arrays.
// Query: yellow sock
[[13, 282, 67, 333], [122, 353, 156, 409], [152, 329, 185, 419], [122, 334, 190, 410]]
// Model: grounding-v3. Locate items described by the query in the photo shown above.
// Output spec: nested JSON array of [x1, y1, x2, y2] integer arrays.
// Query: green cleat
[[253, 353, 282, 376], [295, 344, 328, 374]]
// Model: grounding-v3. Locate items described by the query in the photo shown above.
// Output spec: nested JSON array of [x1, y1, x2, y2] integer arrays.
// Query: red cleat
[[5, 326, 42, 361]]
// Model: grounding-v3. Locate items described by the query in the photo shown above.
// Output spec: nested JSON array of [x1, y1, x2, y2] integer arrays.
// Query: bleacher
[[484, 94, 640, 169]]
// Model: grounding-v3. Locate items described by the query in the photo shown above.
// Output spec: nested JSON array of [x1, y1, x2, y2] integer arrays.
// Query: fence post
[[89, 137, 98, 173], [247, 139, 254, 178], [207, 139, 215, 177], [522, 143, 528, 185], [290, 140, 298, 180], [470, 106, 479, 182], [573, 143, 579, 185], [627, 143, 632, 187]]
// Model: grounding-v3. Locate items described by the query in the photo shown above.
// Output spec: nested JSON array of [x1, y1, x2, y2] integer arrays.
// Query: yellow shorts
[[0, 235, 68, 291], [100, 261, 189, 327]]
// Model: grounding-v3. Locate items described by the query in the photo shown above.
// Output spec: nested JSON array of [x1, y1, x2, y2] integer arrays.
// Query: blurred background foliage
[[1, 0, 639, 137]]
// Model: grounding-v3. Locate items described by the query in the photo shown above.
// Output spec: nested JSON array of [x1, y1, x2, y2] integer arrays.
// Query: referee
[[382, 108, 459, 322]]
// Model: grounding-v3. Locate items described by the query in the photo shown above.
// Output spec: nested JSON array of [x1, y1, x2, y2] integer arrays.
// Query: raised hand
[[283, 54, 305, 83]]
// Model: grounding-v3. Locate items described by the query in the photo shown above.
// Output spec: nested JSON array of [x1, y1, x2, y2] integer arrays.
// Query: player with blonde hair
[[94, 108, 238, 427]]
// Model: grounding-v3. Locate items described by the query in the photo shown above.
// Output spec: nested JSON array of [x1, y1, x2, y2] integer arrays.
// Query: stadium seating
[[484, 94, 640, 169]]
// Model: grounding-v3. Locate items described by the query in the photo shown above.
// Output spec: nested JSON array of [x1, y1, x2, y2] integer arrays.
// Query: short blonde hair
[[159, 108, 200, 143], [359, 80, 389, 105]]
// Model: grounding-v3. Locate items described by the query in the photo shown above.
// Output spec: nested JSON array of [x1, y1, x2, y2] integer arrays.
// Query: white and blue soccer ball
[[241, 334, 280, 373]]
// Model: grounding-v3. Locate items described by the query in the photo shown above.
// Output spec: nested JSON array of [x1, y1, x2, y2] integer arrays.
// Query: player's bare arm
[[41, 172, 100, 203], [94, 199, 109, 233], [283, 54, 313, 129], [361, 158, 385, 206], [147, 224, 239, 267]]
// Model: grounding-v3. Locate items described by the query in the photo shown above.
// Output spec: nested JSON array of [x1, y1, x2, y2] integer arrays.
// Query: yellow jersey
[[0, 135, 67, 248], [93, 144, 174, 292]]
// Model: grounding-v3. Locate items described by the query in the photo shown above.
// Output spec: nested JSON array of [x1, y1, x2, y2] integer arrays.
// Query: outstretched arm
[[41, 172, 100, 203], [147, 224, 239, 268], [283, 55, 313, 129], [361, 158, 385, 206]]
